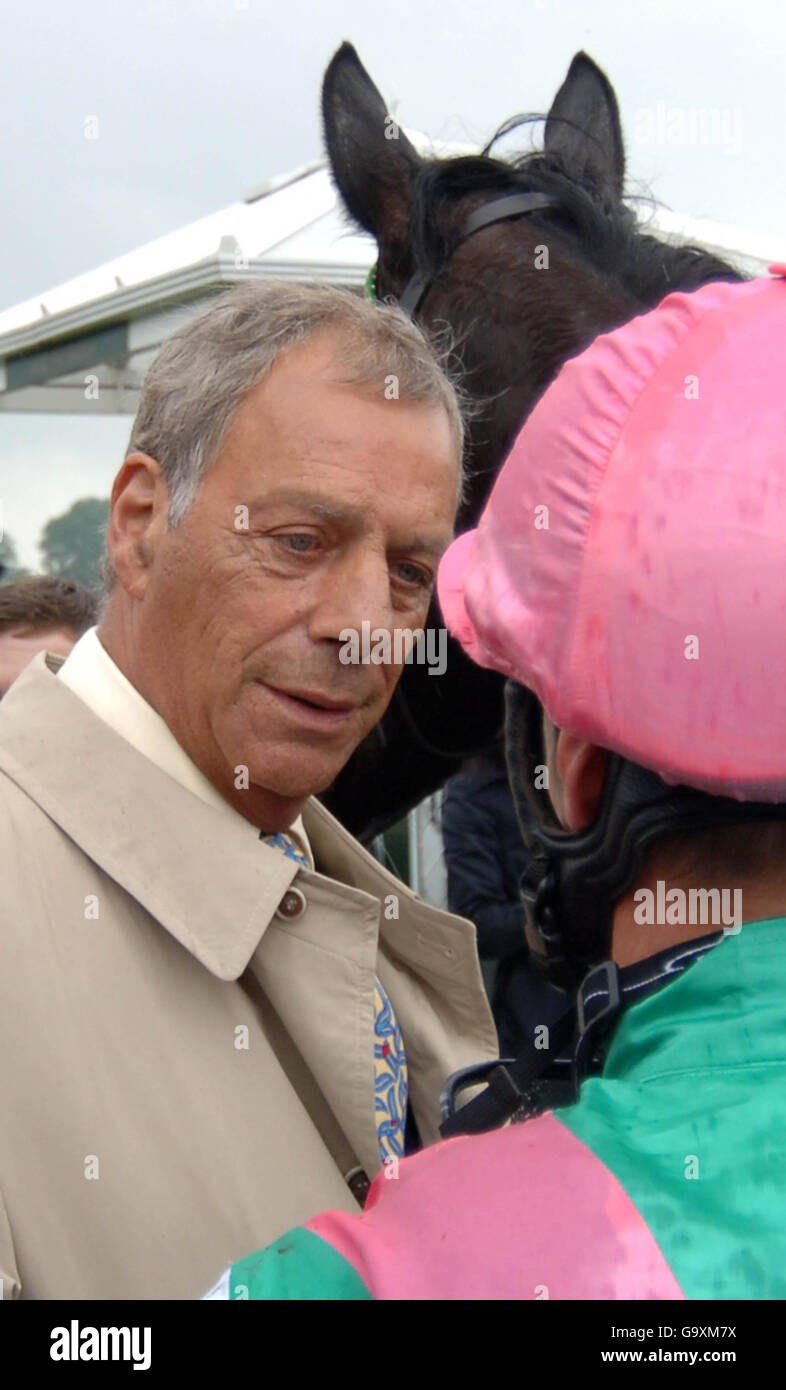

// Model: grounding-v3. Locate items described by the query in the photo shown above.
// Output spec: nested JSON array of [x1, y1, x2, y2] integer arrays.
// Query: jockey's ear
[[544, 51, 625, 199], [322, 42, 421, 246], [554, 728, 607, 832]]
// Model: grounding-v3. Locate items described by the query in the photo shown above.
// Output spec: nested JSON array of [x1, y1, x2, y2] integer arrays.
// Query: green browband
[[364, 262, 378, 301]]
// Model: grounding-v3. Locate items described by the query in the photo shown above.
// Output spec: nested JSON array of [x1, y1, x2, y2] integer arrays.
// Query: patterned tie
[[260, 829, 310, 868], [261, 828, 408, 1165], [372, 981, 409, 1164]]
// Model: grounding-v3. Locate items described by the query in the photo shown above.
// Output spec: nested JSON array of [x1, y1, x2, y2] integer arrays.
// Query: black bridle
[[362, 190, 559, 763], [364, 189, 560, 762], [382, 190, 558, 318]]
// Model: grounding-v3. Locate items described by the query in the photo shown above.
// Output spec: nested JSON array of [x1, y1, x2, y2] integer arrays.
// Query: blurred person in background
[[0, 576, 98, 697]]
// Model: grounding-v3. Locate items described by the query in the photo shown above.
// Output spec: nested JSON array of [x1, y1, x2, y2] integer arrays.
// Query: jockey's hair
[[99, 280, 468, 592]]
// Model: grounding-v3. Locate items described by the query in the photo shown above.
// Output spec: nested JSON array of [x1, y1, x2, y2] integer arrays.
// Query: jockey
[[206, 269, 786, 1300]]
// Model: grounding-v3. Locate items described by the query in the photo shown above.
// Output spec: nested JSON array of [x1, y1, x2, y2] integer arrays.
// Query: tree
[[0, 532, 30, 584], [39, 498, 110, 591]]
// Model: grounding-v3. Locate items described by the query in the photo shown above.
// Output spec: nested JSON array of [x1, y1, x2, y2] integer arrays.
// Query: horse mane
[[408, 116, 744, 305]]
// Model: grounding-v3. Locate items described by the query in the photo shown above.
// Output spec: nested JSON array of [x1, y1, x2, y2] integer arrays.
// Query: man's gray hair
[[100, 280, 467, 591]]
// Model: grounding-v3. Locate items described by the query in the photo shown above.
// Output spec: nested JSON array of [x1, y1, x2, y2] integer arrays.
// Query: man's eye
[[395, 561, 430, 587], [277, 534, 317, 553]]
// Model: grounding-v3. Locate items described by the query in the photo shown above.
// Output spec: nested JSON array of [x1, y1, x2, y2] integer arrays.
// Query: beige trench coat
[[0, 654, 497, 1299]]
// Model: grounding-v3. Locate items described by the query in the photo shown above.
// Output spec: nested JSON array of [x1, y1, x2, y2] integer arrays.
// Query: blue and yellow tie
[[261, 830, 310, 868]]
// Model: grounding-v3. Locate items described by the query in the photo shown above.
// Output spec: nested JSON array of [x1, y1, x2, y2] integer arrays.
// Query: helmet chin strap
[[439, 681, 786, 1139]]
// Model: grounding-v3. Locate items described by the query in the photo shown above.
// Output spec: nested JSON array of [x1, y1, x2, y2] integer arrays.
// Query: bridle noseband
[[369, 190, 558, 318]]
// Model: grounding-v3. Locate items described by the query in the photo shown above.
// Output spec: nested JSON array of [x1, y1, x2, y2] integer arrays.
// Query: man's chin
[[245, 746, 358, 805], [220, 705, 379, 807]]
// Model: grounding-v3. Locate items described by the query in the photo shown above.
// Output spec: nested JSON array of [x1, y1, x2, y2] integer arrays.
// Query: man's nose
[[309, 546, 396, 644]]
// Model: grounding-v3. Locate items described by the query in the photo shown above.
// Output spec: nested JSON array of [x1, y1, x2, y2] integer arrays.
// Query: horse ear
[[322, 42, 420, 243], [543, 51, 624, 198]]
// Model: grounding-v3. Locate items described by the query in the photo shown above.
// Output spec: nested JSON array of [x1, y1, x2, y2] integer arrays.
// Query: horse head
[[323, 45, 739, 529], [320, 45, 742, 840]]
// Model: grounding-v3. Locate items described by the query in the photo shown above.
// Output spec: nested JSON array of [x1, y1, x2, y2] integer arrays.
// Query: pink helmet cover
[[438, 271, 786, 800]]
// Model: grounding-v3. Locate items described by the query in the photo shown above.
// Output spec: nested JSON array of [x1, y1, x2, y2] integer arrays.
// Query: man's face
[[118, 333, 459, 828], [0, 626, 78, 698]]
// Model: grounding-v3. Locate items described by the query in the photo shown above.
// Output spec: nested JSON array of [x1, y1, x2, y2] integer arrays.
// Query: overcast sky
[[1, 0, 784, 568]]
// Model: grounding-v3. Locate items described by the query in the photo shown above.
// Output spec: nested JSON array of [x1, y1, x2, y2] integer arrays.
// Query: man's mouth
[[278, 686, 356, 712], [259, 683, 361, 728]]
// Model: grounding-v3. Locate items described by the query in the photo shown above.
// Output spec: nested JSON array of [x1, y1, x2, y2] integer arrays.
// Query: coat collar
[[0, 652, 498, 1171], [0, 653, 486, 998], [0, 653, 297, 980]]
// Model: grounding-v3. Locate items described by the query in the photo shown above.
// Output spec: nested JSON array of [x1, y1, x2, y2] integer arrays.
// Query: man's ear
[[555, 731, 607, 831], [105, 454, 168, 598]]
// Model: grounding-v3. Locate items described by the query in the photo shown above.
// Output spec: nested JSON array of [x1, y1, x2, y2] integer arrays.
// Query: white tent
[[0, 161, 376, 414], [0, 153, 779, 416]]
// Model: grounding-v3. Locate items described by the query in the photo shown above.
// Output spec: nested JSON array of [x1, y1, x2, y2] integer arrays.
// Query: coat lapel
[[0, 654, 295, 980], [244, 871, 383, 1175]]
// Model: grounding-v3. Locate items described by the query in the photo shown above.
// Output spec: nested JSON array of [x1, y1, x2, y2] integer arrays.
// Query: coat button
[[346, 1168, 371, 1208], [275, 887, 307, 921]]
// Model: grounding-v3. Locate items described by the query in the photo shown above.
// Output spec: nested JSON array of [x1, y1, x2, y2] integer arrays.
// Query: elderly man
[[0, 282, 496, 1300]]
